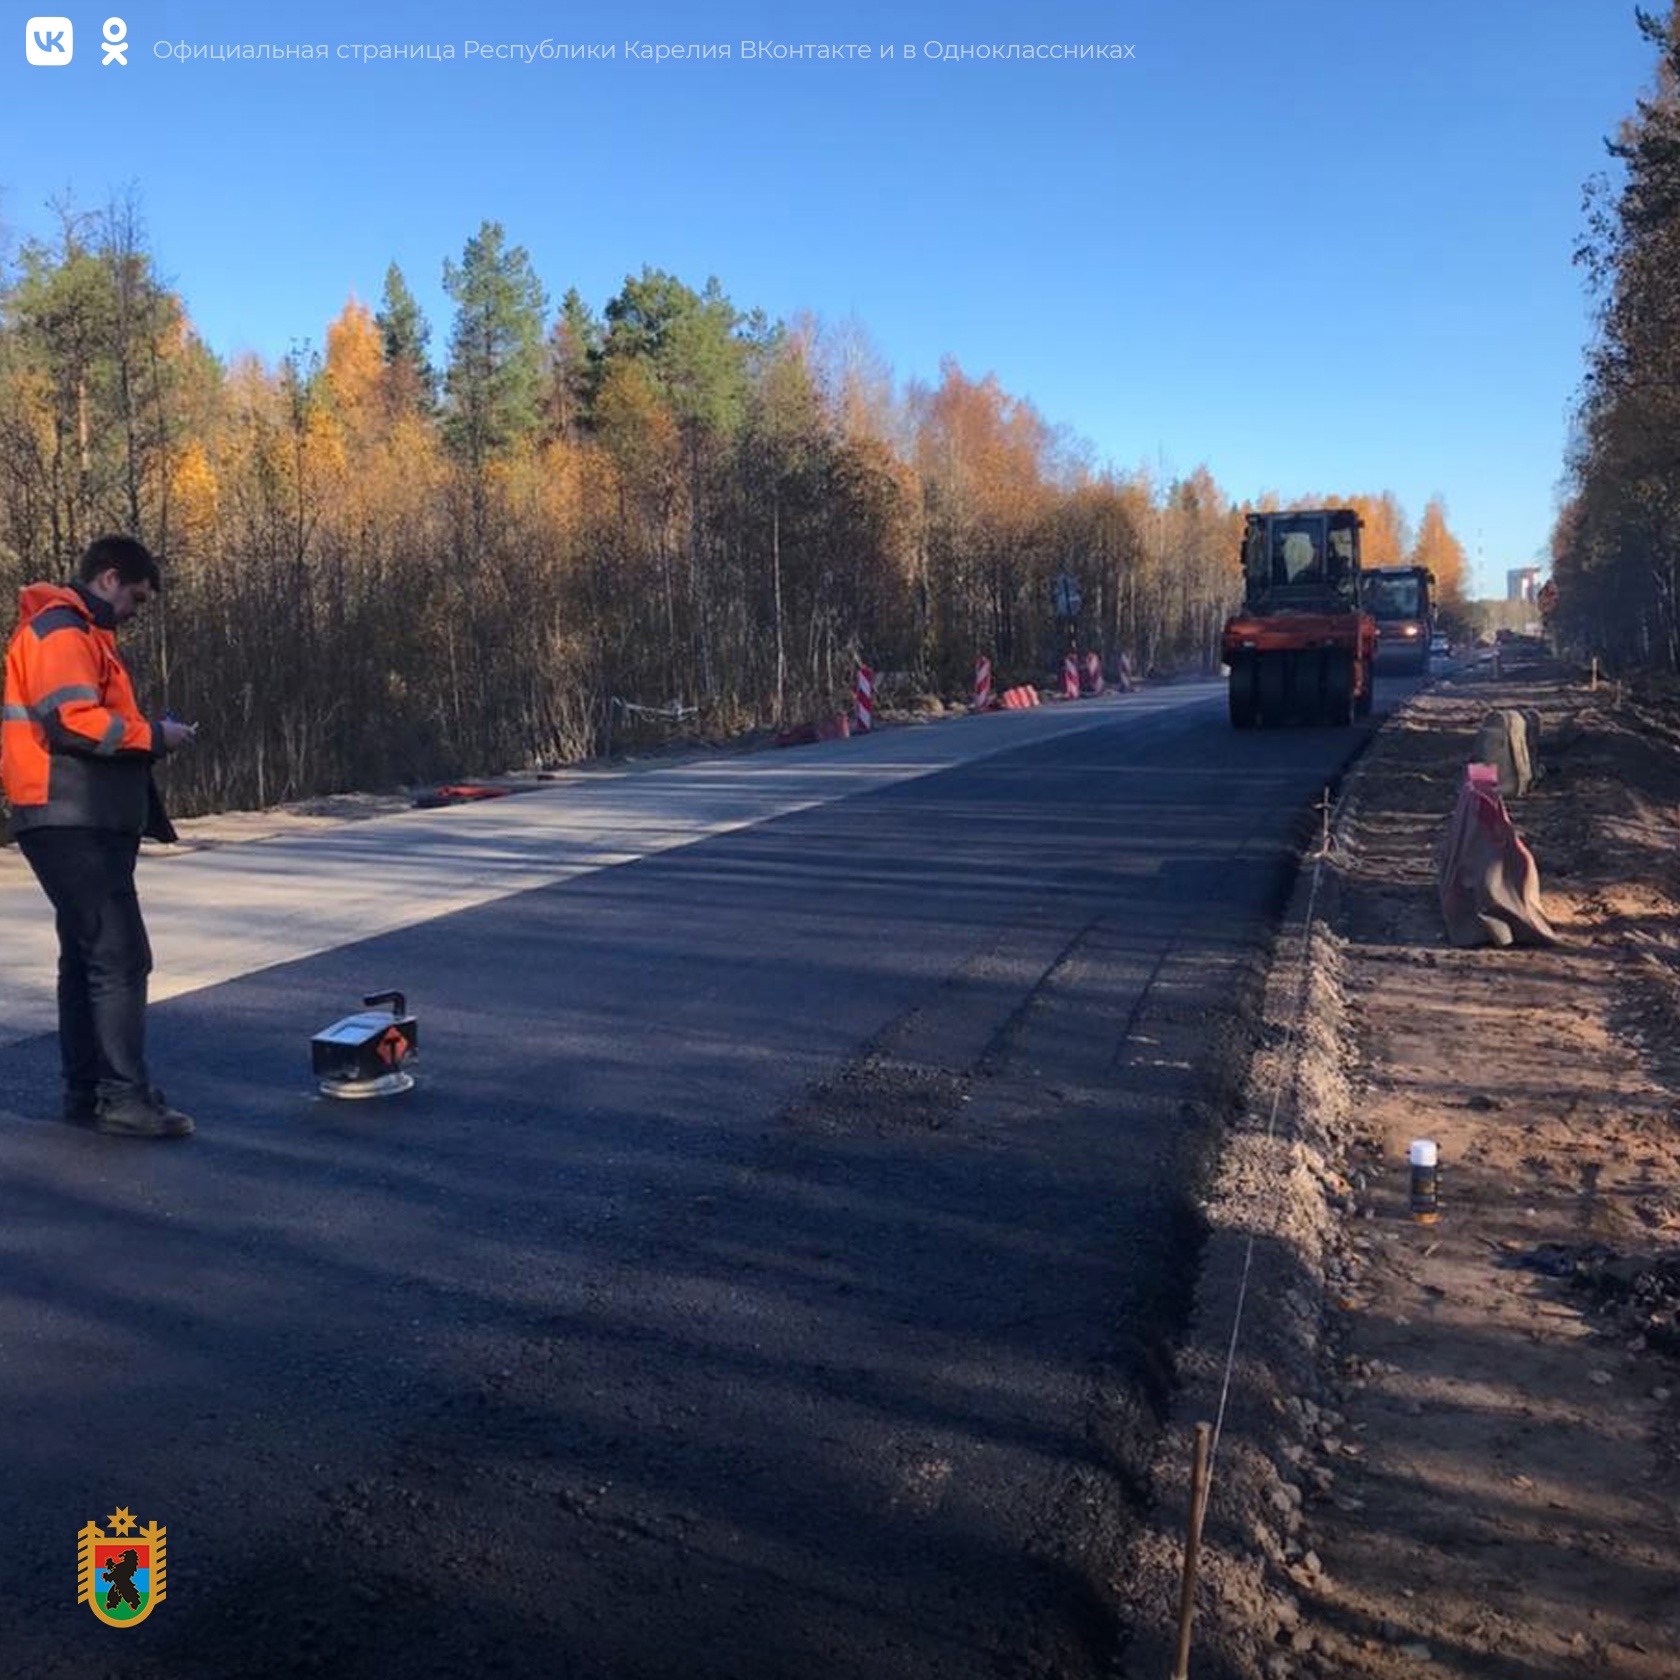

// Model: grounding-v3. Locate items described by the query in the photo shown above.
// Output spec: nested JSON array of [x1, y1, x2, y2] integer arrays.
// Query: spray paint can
[[1409, 1139, 1440, 1224]]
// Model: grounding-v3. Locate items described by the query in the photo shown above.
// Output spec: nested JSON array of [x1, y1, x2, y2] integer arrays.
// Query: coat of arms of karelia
[[78, 1507, 168, 1626]]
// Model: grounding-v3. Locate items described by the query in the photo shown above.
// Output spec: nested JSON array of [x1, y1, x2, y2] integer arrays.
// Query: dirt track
[[1121, 657, 1680, 1679]]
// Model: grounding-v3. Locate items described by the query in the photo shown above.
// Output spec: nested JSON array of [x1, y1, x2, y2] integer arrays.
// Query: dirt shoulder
[[1121, 656, 1680, 1679]]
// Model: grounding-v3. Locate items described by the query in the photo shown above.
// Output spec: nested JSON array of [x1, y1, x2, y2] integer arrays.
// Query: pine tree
[[1556, 6, 1680, 667], [441, 223, 548, 469], [543, 287, 600, 439], [600, 270, 752, 695], [376, 262, 435, 417]]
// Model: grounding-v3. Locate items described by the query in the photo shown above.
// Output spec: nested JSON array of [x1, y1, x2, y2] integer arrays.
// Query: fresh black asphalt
[[0, 682, 1416, 1678]]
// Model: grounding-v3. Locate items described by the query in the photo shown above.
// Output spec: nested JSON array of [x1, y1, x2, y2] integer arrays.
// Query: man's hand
[[159, 718, 198, 752]]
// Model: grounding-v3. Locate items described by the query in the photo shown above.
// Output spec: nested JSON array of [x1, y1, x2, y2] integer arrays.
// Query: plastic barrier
[[1435, 763, 1557, 948], [414, 783, 518, 809], [854, 664, 875, 734]]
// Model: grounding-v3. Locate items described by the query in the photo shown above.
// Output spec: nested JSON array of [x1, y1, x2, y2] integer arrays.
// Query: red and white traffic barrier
[[1116, 652, 1136, 693], [1062, 653, 1080, 700], [973, 654, 994, 711], [1082, 651, 1105, 695], [854, 664, 875, 733]]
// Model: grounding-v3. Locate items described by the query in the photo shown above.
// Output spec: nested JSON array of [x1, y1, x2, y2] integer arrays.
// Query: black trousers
[[16, 827, 153, 1101]]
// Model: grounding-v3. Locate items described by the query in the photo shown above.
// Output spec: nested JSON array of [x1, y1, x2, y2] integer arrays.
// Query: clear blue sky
[[0, 1, 1657, 594]]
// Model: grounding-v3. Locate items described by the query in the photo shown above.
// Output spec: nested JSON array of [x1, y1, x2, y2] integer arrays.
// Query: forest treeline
[[0, 202, 1467, 815], [1555, 5, 1680, 670]]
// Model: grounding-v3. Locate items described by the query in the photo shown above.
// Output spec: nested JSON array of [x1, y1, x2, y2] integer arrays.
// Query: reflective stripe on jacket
[[2, 582, 165, 835]]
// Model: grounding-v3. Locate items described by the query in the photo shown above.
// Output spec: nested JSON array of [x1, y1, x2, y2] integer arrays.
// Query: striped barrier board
[[855, 664, 875, 733]]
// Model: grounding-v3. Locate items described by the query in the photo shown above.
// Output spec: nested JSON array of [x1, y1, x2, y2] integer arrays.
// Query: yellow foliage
[[222, 353, 275, 421], [913, 361, 1056, 553], [0, 364, 57, 466], [1341, 493, 1409, 569], [169, 439, 219, 556], [160, 301, 196, 360], [383, 411, 448, 497], [325, 298, 384, 430], [595, 360, 683, 536], [596, 359, 680, 462], [306, 406, 348, 482], [1285, 491, 1409, 568], [1410, 496, 1469, 605], [533, 438, 587, 530]]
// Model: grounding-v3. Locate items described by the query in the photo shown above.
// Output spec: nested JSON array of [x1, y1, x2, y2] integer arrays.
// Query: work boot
[[95, 1088, 196, 1139], [62, 1085, 100, 1124]]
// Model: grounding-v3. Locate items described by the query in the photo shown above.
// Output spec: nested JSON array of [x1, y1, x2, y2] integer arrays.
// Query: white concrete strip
[[0, 685, 1217, 1046]]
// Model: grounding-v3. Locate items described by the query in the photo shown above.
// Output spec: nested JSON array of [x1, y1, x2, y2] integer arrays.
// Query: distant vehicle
[[1430, 631, 1449, 658], [1220, 509, 1377, 728], [1364, 565, 1434, 674]]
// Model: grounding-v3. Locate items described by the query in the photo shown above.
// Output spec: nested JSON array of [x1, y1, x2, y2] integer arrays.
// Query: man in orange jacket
[[3, 535, 199, 1137]]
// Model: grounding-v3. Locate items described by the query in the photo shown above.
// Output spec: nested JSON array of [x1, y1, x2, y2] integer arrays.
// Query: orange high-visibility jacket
[[2, 582, 168, 836]]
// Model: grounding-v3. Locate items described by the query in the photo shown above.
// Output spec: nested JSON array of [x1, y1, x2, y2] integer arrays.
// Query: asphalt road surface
[[0, 678, 1418, 1679]]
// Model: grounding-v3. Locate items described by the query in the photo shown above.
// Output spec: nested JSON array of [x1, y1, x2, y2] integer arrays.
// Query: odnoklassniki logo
[[78, 1507, 168, 1627]]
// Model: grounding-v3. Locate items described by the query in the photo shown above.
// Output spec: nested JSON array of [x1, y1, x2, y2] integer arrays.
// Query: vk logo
[[26, 15, 75, 65]]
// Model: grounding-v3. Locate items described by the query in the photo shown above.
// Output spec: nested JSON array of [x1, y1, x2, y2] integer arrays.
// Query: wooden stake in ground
[[1171, 1422, 1213, 1680]]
